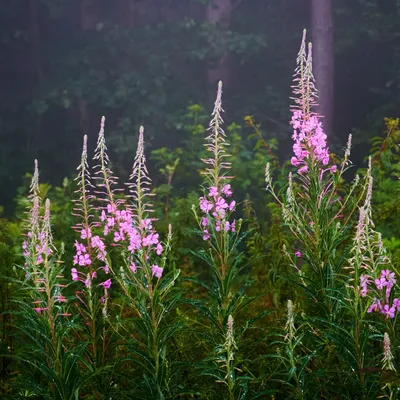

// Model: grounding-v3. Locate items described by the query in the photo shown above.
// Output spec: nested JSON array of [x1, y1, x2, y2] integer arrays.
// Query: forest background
[[2, 1, 400, 398], [1, 0, 399, 215]]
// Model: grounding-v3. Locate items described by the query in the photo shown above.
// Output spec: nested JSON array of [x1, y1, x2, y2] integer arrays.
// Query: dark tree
[[206, 0, 232, 86], [311, 0, 334, 138]]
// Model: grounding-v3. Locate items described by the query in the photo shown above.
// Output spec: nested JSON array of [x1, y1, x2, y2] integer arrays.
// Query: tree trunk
[[79, 0, 100, 135], [206, 0, 232, 86], [80, 0, 98, 31], [116, 0, 136, 28], [29, 0, 43, 153], [29, 0, 43, 84], [311, 0, 334, 138]]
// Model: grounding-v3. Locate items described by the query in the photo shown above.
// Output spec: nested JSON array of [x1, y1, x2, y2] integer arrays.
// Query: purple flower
[[298, 165, 309, 174], [114, 230, 125, 242], [201, 217, 209, 227], [141, 218, 153, 230], [382, 304, 396, 319], [360, 274, 369, 297], [221, 184, 232, 197], [200, 197, 213, 213], [375, 277, 386, 290], [99, 279, 112, 290], [142, 233, 159, 247], [367, 298, 382, 313], [129, 262, 138, 273], [291, 157, 300, 167], [81, 228, 92, 240], [71, 268, 79, 281], [151, 265, 163, 279], [215, 197, 228, 212], [78, 253, 91, 266], [203, 229, 210, 241], [209, 186, 219, 197], [294, 250, 302, 258]]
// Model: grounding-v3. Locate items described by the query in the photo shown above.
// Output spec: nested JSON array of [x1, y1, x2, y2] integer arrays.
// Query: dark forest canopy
[[1, 0, 400, 215]]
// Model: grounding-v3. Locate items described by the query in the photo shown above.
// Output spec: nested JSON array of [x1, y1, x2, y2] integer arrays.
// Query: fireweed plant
[[71, 119, 183, 398], [189, 81, 268, 399], [265, 30, 362, 312], [10, 160, 89, 399], [6, 29, 400, 399], [69, 131, 122, 397], [265, 30, 400, 398]]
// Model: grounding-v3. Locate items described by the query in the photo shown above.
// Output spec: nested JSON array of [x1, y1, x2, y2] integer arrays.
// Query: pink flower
[[99, 279, 112, 290], [295, 250, 302, 258], [151, 265, 163, 279], [81, 228, 92, 240], [230, 220, 236, 232], [71, 268, 79, 281], [107, 217, 115, 228], [156, 243, 163, 255], [114, 230, 125, 242], [393, 298, 400, 312], [91, 236, 105, 251], [129, 262, 138, 273], [128, 233, 141, 252], [382, 304, 396, 319], [375, 277, 386, 290], [142, 233, 159, 247], [201, 217, 209, 227], [291, 157, 300, 167], [224, 221, 230, 231], [203, 230, 210, 241], [367, 298, 382, 313], [215, 197, 228, 212], [229, 200, 236, 211], [78, 253, 91, 266], [209, 186, 219, 197], [141, 218, 153, 230], [221, 184, 232, 197], [200, 197, 213, 213], [330, 165, 337, 173], [74, 241, 86, 254], [298, 165, 308, 174]]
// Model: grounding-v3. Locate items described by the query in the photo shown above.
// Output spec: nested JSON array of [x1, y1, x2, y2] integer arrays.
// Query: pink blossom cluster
[[360, 270, 399, 319], [73, 202, 164, 284], [199, 184, 236, 240], [72, 226, 110, 288], [290, 110, 331, 173]]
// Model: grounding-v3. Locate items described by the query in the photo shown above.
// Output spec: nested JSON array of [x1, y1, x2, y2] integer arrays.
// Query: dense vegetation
[[1, 28, 400, 398], [2, 1, 400, 399]]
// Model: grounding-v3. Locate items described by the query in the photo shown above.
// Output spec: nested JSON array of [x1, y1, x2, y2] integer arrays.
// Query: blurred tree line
[[1, 0, 400, 216]]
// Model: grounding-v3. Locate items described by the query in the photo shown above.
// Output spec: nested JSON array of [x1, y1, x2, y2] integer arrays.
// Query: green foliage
[[6, 26, 400, 398]]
